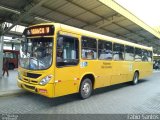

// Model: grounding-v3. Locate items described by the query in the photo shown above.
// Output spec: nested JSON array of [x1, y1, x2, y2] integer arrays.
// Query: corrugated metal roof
[[72, 0, 102, 10], [57, 3, 86, 16], [0, 0, 28, 10], [44, 0, 68, 8], [92, 5, 116, 17], [32, 6, 51, 16], [45, 11, 70, 22]]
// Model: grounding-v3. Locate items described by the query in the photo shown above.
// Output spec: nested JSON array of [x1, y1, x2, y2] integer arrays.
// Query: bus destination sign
[[24, 25, 54, 37]]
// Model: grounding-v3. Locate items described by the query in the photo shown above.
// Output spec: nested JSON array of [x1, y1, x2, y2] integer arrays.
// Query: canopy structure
[[0, 0, 160, 53]]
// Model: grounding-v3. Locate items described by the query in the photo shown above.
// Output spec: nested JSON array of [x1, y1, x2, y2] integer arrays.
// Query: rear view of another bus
[[3, 50, 19, 69]]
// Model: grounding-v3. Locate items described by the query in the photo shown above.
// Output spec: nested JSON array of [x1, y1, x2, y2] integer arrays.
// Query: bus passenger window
[[113, 43, 124, 61], [147, 51, 152, 62], [135, 48, 142, 61], [82, 37, 97, 59], [57, 49, 63, 62], [98, 40, 112, 60], [56, 35, 79, 67], [125, 46, 134, 61], [142, 49, 148, 61]]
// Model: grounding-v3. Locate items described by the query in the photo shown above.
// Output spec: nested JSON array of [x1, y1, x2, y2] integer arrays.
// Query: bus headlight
[[39, 75, 52, 85]]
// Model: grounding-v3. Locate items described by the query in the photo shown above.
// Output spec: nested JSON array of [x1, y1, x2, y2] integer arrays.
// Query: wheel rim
[[134, 73, 138, 84], [82, 82, 90, 95]]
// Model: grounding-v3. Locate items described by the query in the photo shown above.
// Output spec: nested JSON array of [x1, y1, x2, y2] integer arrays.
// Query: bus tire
[[79, 78, 93, 99], [132, 72, 139, 85]]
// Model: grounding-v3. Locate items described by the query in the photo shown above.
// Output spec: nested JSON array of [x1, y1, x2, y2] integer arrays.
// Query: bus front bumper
[[17, 79, 54, 98]]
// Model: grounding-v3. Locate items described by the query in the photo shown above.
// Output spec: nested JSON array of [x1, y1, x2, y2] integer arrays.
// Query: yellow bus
[[17, 23, 153, 99]]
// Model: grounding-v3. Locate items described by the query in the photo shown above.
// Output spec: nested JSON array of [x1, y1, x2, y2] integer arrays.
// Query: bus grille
[[24, 84, 35, 90], [23, 73, 41, 78], [23, 78, 38, 84], [23, 78, 29, 82]]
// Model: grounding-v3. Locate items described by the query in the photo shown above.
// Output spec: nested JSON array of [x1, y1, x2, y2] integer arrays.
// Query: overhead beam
[[0, 5, 20, 14]]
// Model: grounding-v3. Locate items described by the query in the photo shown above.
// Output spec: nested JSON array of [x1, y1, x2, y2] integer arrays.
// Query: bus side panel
[[111, 61, 129, 85], [99, 60, 112, 87], [79, 60, 111, 89], [54, 66, 80, 97], [146, 62, 153, 76], [126, 61, 135, 82], [134, 62, 153, 79], [133, 62, 142, 78]]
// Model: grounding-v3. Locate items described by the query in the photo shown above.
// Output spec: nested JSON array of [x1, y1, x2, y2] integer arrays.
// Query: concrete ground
[[0, 70, 19, 91], [0, 70, 24, 96], [0, 71, 159, 114]]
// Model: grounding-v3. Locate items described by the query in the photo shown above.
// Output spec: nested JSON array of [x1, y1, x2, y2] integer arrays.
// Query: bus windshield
[[20, 37, 53, 70]]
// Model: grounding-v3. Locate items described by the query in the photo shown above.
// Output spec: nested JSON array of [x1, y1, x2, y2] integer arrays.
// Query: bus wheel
[[132, 72, 139, 85], [79, 78, 93, 99]]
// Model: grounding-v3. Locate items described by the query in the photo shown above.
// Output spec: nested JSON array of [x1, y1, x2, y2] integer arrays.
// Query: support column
[[0, 23, 4, 77], [0, 36, 4, 77]]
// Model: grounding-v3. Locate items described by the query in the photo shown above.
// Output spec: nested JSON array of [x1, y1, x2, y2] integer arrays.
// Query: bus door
[[54, 32, 80, 97]]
